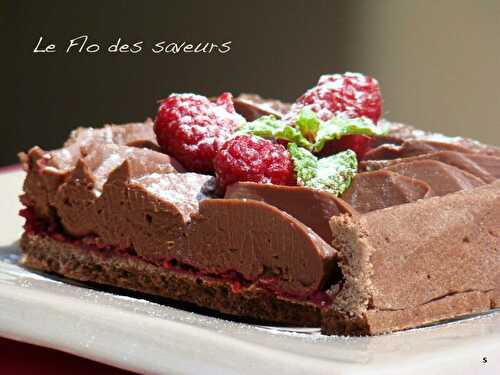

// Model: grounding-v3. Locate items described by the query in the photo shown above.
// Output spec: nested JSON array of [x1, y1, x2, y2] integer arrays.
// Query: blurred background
[[2, 0, 499, 166]]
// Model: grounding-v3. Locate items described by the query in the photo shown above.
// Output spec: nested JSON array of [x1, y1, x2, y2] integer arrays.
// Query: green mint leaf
[[295, 107, 320, 141], [288, 143, 357, 195], [313, 116, 388, 152], [288, 143, 318, 185], [311, 150, 357, 194], [235, 116, 312, 149]]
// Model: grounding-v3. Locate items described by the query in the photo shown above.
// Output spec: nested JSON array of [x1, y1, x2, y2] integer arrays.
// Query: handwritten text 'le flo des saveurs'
[[33, 35, 232, 55]]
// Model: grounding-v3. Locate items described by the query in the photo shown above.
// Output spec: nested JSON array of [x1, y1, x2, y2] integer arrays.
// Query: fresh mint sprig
[[313, 116, 388, 152], [288, 143, 357, 195], [295, 107, 320, 141], [235, 108, 387, 153], [234, 115, 312, 149]]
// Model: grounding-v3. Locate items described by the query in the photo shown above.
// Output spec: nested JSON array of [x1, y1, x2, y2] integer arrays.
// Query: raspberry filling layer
[[21, 208, 340, 308]]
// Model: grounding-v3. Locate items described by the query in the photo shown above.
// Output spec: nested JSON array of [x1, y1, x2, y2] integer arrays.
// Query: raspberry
[[214, 135, 296, 190], [287, 72, 382, 159], [154, 93, 244, 172], [293, 72, 382, 122]]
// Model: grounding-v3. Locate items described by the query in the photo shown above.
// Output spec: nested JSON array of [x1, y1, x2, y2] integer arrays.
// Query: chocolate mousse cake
[[18, 73, 500, 335]]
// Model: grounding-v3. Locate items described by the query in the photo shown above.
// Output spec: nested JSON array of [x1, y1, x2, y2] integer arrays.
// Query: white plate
[[0, 169, 499, 375]]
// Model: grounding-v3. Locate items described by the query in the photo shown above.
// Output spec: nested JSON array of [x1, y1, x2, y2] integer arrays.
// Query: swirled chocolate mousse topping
[[19, 72, 500, 335]]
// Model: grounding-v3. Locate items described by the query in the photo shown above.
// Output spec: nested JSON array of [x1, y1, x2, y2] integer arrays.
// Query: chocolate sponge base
[[20, 232, 322, 327]]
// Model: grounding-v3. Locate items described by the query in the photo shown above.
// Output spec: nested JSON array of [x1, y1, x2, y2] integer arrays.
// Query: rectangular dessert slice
[[17, 94, 500, 336]]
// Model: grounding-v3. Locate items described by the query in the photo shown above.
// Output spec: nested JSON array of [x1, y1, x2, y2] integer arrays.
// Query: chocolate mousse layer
[[225, 182, 353, 242], [340, 170, 433, 213], [234, 94, 292, 121], [362, 151, 500, 183], [324, 180, 500, 335], [64, 119, 160, 152], [385, 159, 484, 196], [20, 124, 339, 300], [375, 121, 500, 156], [365, 139, 476, 160]]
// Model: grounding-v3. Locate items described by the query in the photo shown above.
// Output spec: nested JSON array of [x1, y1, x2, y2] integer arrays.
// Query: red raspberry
[[154, 93, 244, 172], [293, 72, 382, 122], [214, 135, 296, 190], [287, 72, 382, 159]]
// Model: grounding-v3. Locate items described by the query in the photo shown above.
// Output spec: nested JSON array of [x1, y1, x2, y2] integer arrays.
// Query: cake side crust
[[322, 291, 493, 336], [324, 181, 500, 335]]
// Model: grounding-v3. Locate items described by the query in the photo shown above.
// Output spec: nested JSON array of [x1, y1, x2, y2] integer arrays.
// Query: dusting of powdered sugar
[[132, 173, 215, 221]]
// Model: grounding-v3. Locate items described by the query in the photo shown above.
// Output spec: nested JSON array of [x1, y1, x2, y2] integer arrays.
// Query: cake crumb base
[[20, 232, 322, 327]]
